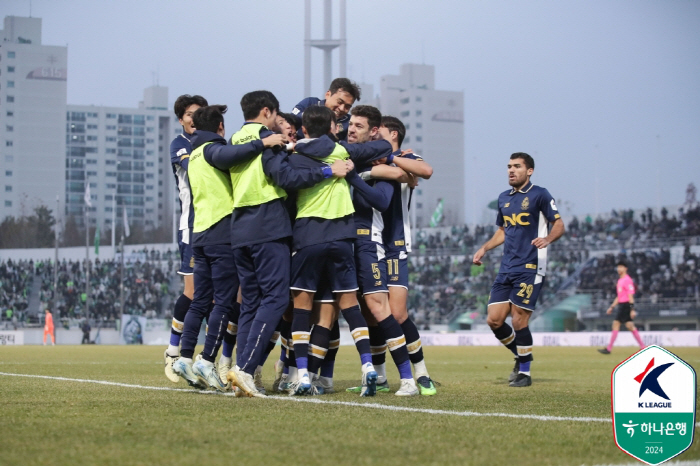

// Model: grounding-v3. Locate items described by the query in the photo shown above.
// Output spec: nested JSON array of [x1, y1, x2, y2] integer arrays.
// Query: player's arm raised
[[531, 218, 565, 249], [473, 227, 505, 265]]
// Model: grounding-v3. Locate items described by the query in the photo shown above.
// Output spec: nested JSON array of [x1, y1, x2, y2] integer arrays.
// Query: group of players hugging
[[163, 78, 438, 397], [162, 77, 566, 397]]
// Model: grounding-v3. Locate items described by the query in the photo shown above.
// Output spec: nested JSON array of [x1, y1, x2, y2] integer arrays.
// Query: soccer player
[[598, 261, 645, 354], [225, 91, 350, 397], [171, 105, 241, 391], [164, 94, 208, 383], [377, 116, 438, 396], [292, 78, 361, 141], [473, 153, 565, 387], [287, 105, 394, 396], [43, 308, 55, 345]]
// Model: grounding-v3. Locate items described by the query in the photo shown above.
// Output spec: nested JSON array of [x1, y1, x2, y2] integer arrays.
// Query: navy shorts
[[290, 239, 358, 294], [177, 228, 194, 276], [355, 241, 388, 295], [488, 271, 545, 312], [385, 250, 409, 289], [314, 276, 335, 303]]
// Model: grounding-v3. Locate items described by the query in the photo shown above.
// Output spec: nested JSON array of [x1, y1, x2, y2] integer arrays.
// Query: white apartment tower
[[377, 64, 464, 227], [0, 16, 67, 221]]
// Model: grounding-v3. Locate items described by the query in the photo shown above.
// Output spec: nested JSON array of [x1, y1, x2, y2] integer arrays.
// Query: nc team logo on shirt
[[612, 345, 696, 465]]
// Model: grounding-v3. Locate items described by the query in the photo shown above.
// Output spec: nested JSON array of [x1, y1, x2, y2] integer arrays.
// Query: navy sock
[[369, 325, 387, 366], [291, 308, 311, 371], [279, 318, 291, 365], [222, 302, 240, 359], [341, 305, 371, 366], [307, 325, 331, 375], [321, 323, 340, 377], [492, 323, 518, 356], [263, 330, 281, 363], [515, 326, 533, 372], [400, 318, 424, 365], [170, 294, 191, 346], [379, 315, 412, 379]]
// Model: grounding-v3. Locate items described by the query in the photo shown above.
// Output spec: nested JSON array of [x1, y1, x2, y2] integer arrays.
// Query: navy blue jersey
[[495, 182, 560, 275], [292, 97, 350, 141], [170, 132, 195, 232], [351, 168, 394, 245], [382, 151, 423, 255]]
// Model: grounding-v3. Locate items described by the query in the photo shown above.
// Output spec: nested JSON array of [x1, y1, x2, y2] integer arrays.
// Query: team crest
[[521, 197, 529, 210], [189, 257, 195, 267]]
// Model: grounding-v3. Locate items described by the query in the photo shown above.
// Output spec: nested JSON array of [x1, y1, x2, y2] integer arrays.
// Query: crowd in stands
[[578, 247, 700, 302], [0, 259, 33, 326]]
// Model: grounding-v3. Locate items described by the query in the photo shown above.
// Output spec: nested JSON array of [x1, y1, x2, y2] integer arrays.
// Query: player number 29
[[516, 283, 533, 299]]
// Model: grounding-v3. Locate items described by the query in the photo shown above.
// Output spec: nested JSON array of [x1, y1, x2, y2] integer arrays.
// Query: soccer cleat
[[395, 379, 419, 396], [164, 350, 180, 383], [309, 384, 325, 396], [277, 373, 289, 392], [288, 373, 312, 396], [598, 348, 611, 355], [172, 358, 207, 390], [271, 359, 285, 393], [217, 357, 233, 391], [314, 375, 335, 394], [227, 366, 266, 398], [193, 359, 228, 392], [509, 373, 532, 387], [377, 380, 391, 393], [253, 366, 266, 395], [417, 376, 438, 396], [508, 358, 519, 383], [360, 362, 378, 397]]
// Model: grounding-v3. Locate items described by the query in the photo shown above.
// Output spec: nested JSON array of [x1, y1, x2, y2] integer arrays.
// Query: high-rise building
[[376, 64, 464, 227], [0, 16, 67, 221], [65, 86, 177, 232]]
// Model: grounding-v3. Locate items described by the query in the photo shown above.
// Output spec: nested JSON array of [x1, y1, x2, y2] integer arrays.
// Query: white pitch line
[[0, 371, 696, 428]]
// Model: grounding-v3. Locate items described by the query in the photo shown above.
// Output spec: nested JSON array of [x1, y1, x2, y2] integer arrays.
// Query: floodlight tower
[[304, 0, 347, 97]]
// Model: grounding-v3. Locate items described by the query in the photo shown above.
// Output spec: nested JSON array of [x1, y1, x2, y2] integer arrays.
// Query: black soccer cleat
[[598, 348, 611, 355], [509, 373, 532, 387], [508, 358, 519, 383]]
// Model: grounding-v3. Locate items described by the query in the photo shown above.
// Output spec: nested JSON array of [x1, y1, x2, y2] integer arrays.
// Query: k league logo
[[612, 345, 696, 465]]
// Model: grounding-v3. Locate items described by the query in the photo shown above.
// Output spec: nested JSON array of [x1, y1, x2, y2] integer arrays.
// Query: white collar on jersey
[[509, 181, 534, 195]]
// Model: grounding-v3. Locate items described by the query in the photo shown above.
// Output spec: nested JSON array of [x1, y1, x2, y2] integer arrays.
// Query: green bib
[[296, 143, 354, 220], [188, 142, 234, 233], [228, 123, 286, 209]]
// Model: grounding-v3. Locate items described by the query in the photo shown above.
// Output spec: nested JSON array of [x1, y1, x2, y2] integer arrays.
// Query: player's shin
[[492, 323, 518, 356], [369, 325, 387, 382], [515, 326, 533, 375], [291, 308, 311, 378], [307, 325, 331, 379], [378, 315, 412, 381], [401, 317, 429, 378]]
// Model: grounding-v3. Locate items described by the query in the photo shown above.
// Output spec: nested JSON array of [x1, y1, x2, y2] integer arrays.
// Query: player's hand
[[330, 159, 349, 178], [345, 159, 355, 172], [606, 307, 613, 315], [531, 237, 551, 249], [262, 134, 287, 148], [399, 149, 414, 157], [407, 173, 419, 188], [630, 310, 637, 319], [473, 248, 486, 265]]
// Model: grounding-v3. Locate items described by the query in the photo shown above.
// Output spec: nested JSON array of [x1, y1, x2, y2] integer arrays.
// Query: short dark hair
[[328, 78, 361, 102], [381, 116, 406, 147], [192, 105, 227, 133], [174, 94, 208, 119], [510, 152, 535, 170], [278, 112, 297, 131], [351, 105, 382, 131], [616, 261, 628, 268], [240, 90, 279, 121], [302, 106, 333, 138]]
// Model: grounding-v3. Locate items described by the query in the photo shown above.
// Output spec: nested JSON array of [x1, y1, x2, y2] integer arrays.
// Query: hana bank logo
[[635, 358, 673, 408]]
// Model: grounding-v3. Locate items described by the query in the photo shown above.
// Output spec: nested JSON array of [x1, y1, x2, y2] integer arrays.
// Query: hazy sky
[[3, 0, 699, 224]]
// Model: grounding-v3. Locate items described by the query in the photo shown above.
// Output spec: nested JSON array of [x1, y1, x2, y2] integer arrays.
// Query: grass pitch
[[0, 345, 698, 466]]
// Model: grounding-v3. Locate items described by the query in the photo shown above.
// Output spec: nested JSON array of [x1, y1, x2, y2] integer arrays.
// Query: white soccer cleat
[[254, 366, 266, 395], [164, 350, 180, 383], [193, 359, 228, 392], [395, 378, 419, 397], [172, 358, 206, 390], [288, 373, 312, 396], [271, 359, 285, 393], [217, 357, 233, 391], [360, 362, 378, 397], [227, 366, 266, 398]]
